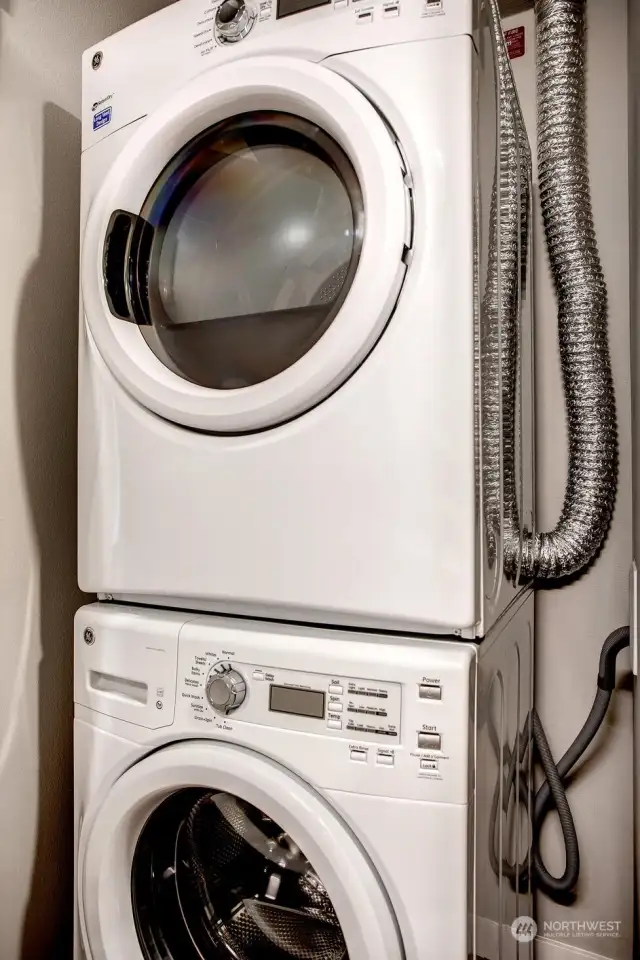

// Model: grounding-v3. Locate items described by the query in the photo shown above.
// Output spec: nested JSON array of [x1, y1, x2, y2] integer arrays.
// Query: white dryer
[[74, 596, 533, 960], [78, 0, 533, 637]]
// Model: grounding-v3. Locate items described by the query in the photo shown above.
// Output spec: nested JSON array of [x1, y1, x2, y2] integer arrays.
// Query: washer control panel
[[171, 613, 483, 804], [181, 652, 401, 744]]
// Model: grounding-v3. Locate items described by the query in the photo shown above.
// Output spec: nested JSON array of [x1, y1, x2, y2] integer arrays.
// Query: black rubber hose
[[533, 625, 629, 826], [490, 625, 630, 899], [533, 687, 611, 827], [531, 706, 580, 895], [532, 625, 629, 896], [597, 625, 633, 691]]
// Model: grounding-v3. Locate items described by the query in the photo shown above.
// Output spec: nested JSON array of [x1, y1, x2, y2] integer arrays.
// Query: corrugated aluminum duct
[[483, 0, 533, 587], [487, 0, 618, 581]]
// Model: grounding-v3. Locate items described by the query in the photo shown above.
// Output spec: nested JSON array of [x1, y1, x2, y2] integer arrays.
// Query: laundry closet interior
[[0, 0, 637, 958]]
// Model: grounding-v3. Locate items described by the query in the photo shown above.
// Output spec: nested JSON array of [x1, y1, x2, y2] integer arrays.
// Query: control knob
[[215, 0, 256, 43], [206, 665, 247, 714]]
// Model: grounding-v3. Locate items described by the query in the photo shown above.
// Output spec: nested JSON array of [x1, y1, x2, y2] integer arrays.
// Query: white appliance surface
[[78, 0, 533, 638], [74, 596, 534, 960]]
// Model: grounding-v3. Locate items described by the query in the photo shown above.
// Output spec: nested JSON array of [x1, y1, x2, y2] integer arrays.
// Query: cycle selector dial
[[206, 664, 247, 715], [215, 0, 256, 42]]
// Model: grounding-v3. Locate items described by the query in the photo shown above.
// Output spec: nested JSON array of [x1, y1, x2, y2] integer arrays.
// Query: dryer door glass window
[[109, 112, 364, 392], [131, 787, 350, 959]]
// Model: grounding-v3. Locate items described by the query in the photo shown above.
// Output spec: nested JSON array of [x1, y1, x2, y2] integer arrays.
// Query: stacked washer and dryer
[[75, 1, 535, 958]]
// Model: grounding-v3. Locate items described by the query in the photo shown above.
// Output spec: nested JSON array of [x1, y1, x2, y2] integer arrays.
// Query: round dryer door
[[78, 741, 404, 960], [82, 56, 411, 432]]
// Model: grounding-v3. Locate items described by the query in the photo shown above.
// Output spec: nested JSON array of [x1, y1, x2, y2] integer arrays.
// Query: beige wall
[[629, 0, 640, 944], [0, 1, 171, 955], [509, 3, 634, 959]]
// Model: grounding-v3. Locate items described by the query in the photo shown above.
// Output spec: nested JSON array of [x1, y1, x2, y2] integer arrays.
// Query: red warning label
[[505, 25, 526, 60]]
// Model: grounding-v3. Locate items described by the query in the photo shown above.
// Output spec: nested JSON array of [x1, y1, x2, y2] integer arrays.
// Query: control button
[[215, 0, 256, 43], [418, 732, 441, 750], [327, 719, 343, 730], [329, 684, 343, 695], [214, 662, 227, 674], [329, 702, 343, 713], [334, 0, 348, 7], [356, 8, 373, 22], [252, 670, 265, 680], [383, 1, 399, 14], [421, 758, 439, 771], [206, 669, 246, 714], [350, 748, 367, 762], [217, 0, 242, 21], [419, 683, 442, 701], [377, 753, 394, 766]]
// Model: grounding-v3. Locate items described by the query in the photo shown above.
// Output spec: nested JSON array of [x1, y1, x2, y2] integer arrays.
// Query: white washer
[[78, 0, 533, 637], [74, 595, 534, 960]]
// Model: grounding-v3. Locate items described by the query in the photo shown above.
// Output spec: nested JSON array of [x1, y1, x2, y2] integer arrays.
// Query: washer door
[[82, 55, 410, 432], [78, 741, 403, 960]]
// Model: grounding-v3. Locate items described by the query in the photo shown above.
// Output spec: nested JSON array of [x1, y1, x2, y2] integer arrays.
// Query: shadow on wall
[[14, 102, 86, 957]]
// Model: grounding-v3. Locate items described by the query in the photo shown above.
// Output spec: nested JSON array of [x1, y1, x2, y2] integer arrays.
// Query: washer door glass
[[132, 787, 349, 959], [105, 111, 364, 391]]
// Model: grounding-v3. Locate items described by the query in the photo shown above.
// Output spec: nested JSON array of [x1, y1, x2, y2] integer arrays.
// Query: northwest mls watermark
[[511, 917, 537, 942], [511, 916, 623, 943]]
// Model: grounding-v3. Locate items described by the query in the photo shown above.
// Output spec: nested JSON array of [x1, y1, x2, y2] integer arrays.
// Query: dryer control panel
[[181, 652, 402, 746]]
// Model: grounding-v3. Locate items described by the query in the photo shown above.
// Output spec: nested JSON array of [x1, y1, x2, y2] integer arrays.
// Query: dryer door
[[82, 56, 411, 432], [78, 740, 403, 960]]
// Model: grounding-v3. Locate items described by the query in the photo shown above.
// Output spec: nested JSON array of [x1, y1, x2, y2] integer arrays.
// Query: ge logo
[[511, 916, 537, 943]]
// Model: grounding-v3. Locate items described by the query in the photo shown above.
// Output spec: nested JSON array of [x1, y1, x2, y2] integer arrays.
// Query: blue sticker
[[93, 106, 112, 131]]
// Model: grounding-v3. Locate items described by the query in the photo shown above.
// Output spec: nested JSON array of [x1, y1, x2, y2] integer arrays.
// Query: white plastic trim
[[78, 740, 404, 960], [81, 56, 408, 431]]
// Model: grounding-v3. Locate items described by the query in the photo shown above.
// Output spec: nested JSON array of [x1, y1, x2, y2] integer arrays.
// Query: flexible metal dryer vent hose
[[485, 0, 532, 583], [490, 0, 618, 581]]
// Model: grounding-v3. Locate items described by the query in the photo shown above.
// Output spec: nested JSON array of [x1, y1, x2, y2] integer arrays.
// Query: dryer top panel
[[82, 0, 478, 150]]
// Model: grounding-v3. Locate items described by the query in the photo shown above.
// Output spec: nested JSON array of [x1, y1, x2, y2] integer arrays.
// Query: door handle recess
[[103, 209, 154, 325]]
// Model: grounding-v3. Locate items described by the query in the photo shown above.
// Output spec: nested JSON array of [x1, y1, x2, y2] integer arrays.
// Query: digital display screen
[[269, 685, 326, 719], [277, 0, 330, 19]]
